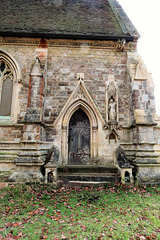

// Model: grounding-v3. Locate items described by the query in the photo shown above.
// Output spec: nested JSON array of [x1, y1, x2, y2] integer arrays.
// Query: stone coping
[[0, 124, 23, 127], [136, 164, 160, 167], [0, 141, 21, 144], [130, 123, 157, 127], [121, 142, 157, 145]]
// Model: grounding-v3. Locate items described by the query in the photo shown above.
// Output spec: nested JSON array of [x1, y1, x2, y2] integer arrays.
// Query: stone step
[[57, 166, 118, 174], [59, 172, 117, 176], [57, 166, 121, 186], [0, 151, 19, 155], [57, 180, 112, 188], [58, 174, 120, 183], [0, 155, 17, 161]]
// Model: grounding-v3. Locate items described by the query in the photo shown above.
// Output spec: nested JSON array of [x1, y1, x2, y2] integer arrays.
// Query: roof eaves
[[0, 31, 134, 41]]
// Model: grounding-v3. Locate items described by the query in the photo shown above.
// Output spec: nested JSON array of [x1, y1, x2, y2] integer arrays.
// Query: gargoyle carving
[[116, 39, 126, 51]]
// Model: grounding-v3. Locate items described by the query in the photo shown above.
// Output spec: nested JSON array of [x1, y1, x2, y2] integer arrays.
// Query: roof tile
[[0, 0, 139, 39]]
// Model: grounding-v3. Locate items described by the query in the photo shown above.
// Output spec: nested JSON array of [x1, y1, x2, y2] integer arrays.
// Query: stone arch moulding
[[105, 128, 120, 141], [0, 49, 21, 123], [62, 99, 98, 165], [54, 79, 104, 166], [0, 49, 21, 83], [62, 99, 98, 127]]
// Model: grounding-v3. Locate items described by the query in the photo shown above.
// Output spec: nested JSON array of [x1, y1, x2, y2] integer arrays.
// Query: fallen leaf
[[61, 234, 67, 239], [0, 228, 5, 232], [139, 236, 146, 240]]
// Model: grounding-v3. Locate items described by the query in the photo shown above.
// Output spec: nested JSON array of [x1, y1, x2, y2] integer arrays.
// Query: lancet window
[[0, 50, 21, 122], [0, 61, 14, 116]]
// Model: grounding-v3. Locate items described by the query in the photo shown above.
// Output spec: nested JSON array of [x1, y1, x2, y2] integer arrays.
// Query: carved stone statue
[[108, 98, 116, 121]]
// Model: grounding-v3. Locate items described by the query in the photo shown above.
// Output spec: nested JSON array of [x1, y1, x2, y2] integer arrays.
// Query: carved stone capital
[[62, 126, 67, 131], [103, 123, 109, 130], [92, 126, 98, 131]]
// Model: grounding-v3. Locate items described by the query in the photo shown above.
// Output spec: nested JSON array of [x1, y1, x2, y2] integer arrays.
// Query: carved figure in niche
[[108, 97, 116, 121]]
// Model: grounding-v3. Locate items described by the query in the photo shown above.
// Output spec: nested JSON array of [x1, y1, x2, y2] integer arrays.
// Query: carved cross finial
[[77, 73, 84, 81]]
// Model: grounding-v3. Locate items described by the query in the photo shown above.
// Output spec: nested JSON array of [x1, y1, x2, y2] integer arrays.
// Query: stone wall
[[0, 125, 23, 142], [0, 38, 135, 127], [44, 43, 130, 125], [0, 37, 160, 184]]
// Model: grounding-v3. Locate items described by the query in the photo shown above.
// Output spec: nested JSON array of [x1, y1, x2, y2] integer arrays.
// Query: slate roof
[[0, 0, 140, 40]]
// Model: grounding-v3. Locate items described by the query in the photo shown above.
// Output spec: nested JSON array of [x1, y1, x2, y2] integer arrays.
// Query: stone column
[[92, 126, 98, 164], [62, 126, 67, 165]]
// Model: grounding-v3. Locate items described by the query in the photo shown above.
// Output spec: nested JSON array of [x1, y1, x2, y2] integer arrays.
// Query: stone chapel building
[[0, 0, 160, 185]]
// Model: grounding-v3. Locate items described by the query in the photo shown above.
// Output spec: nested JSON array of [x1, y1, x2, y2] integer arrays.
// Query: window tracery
[[0, 50, 21, 122]]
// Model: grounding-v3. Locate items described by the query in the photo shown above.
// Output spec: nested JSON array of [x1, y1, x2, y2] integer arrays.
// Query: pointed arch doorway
[[68, 108, 90, 165]]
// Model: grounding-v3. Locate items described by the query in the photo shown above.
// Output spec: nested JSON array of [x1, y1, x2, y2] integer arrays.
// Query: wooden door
[[68, 109, 90, 165]]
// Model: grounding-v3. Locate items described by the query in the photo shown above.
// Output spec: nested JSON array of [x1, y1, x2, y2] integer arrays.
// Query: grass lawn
[[0, 184, 160, 240]]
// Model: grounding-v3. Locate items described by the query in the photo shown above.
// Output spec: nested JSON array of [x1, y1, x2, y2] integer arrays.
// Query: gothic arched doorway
[[68, 108, 90, 165]]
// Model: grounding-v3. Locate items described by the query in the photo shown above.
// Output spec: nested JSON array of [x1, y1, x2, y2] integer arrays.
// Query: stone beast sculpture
[[40, 145, 59, 177], [115, 146, 134, 183]]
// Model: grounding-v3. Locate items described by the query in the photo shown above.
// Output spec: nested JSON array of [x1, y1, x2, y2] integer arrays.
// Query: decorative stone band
[[0, 39, 117, 48]]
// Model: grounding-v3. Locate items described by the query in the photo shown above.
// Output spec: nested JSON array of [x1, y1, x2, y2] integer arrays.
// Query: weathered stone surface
[[24, 108, 41, 122], [0, 125, 23, 142], [136, 166, 160, 184], [9, 171, 43, 183]]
